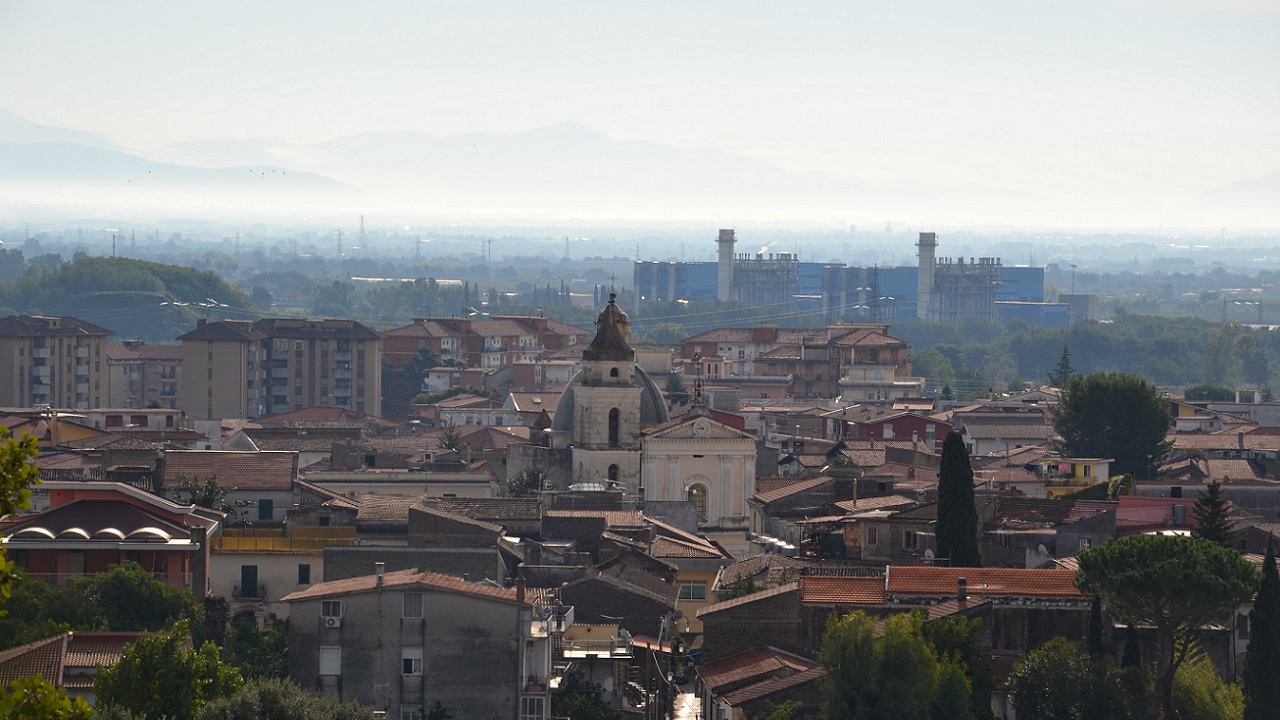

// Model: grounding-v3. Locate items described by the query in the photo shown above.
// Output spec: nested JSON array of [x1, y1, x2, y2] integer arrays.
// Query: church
[[509, 294, 758, 555]]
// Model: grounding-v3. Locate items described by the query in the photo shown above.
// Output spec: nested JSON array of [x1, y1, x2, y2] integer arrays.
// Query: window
[[678, 581, 707, 601], [400, 706, 423, 720], [401, 646, 423, 675], [403, 592, 423, 618], [321, 600, 343, 618], [298, 564, 311, 585], [319, 646, 341, 676], [1079, 538, 1092, 552], [258, 499, 274, 521], [903, 530, 919, 550], [1239, 613, 1250, 640], [519, 696, 545, 720], [607, 464, 619, 483], [295, 340, 304, 350], [866, 525, 878, 546], [687, 484, 708, 519], [608, 408, 620, 448], [610, 367, 619, 377]]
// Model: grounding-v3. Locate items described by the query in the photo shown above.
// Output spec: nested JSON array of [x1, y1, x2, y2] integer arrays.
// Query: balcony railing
[[233, 582, 267, 599], [25, 571, 191, 588]]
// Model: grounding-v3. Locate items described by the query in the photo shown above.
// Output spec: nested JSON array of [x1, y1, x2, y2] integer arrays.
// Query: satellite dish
[[1037, 544, 1049, 557], [534, 603, 553, 620], [924, 549, 935, 560]]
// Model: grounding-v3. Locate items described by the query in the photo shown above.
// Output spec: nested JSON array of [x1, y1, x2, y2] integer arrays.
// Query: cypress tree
[[1245, 535, 1280, 720], [1087, 596, 1106, 657], [937, 430, 981, 567]]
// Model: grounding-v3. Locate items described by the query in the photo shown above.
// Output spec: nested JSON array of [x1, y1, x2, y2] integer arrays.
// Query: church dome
[[550, 366, 670, 435]]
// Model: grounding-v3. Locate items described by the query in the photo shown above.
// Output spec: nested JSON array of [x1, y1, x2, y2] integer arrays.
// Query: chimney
[[516, 574, 526, 603], [1239, 432, 1245, 450], [957, 576, 967, 603], [375, 561, 385, 586], [196, 318, 207, 328]]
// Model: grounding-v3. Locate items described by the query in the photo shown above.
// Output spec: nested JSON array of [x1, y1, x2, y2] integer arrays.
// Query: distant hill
[[0, 257, 257, 342]]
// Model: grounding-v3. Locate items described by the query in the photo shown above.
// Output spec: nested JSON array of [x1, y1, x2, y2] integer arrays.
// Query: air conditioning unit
[[323, 616, 343, 628]]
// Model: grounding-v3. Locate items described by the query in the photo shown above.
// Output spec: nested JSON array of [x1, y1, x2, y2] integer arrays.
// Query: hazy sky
[[1, 1, 1277, 225]]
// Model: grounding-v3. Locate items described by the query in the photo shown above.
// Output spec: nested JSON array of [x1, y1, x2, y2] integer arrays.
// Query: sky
[[1, 1, 1277, 229]]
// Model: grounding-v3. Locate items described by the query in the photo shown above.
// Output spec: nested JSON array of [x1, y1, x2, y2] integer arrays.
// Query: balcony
[[334, 350, 352, 361], [333, 384, 352, 396], [75, 383, 90, 394], [334, 367, 352, 380], [74, 346, 89, 358], [31, 347, 50, 359], [26, 571, 191, 588], [233, 582, 267, 599], [31, 366, 50, 378], [272, 366, 292, 378]]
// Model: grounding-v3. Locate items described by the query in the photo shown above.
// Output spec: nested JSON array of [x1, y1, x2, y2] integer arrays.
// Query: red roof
[[888, 567, 1082, 598], [281, 567, 527, 606], [161, 450, 298, 491], [799, 576, 886, 604], [697, 646, 818, 692]]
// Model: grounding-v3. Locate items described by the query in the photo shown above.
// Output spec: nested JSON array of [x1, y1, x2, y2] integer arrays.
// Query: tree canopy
[[194, 678, 373, 720], [95, 623, 242, 720], [936, 431, 981, 568], [1076, 534, 1259, 718], [1192, 481, 1236, 548], [1010, 637, 1149, 720], [818, 610, 972, 720], [1050, 372, 1172, 478]]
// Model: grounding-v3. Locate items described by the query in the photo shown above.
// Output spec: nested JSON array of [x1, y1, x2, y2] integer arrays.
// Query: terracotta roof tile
[[651, 535, 725, 559], [0, 634, 65, 687], [544, 509, 646, 527], [888, 567, 1082, 598], [721, 666, 827, 706], [799, 576, 885, 604], [697, 646, 818, 692], [834, 495, 918, 514], [435, 497, 541, 522], [281, 567, 527, 606], [161, 450, 297, 491], [751, 477, 833, 505]]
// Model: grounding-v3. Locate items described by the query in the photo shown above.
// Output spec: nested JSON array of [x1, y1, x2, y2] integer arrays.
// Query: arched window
[[610, 367, 619, 378], [608, 464, 619, 483], [687, 484, 708, 519], [608, 408, 620, 448]]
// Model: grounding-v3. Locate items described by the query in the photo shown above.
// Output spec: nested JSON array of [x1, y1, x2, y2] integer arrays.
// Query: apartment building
[[383, 316, 586, 369], [0, 315, 113, 409], [104, 341, 183, 409], [179, 318, 383, 421]]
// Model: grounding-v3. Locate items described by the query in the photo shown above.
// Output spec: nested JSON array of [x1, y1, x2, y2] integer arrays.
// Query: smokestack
[[516, 575, 526, 603], [916, 232, 937, 321], [957, 576, 967, 603], [375, 561, 385, 586], [717, 229, 736, 302]]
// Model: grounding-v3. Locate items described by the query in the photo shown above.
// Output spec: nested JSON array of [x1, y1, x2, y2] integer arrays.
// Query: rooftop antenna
[[359, 215, 366, 257], [112, 233, 117, 258], [486, 237, 493, 263], [336, 229, 343, 260], [414, 235, 421, 263], [564, 236, 570, 259]]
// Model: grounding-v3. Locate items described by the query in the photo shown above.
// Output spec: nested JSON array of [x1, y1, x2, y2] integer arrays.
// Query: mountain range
[[0, 109, 1275, 228]]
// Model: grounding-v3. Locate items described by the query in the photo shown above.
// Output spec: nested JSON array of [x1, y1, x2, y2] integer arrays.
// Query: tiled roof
[[255, 406, 400, 428], [697, 645, 818, 692], [716, 554, 811, 591], [253, 317, 381, 340], [4, 499, 193, 542], [435, 497, 541, 522], [993, 498, 1117, 529], [828, 328, 905, 347], [0, 634, 65, 687], [697, 582, 800, 618], [887, 567, 1082, 598], [506, 392, 563, 413], [1202, 459, 1266, 480], [721, 666, 827, 706], [956, 418, 1057, 441], [408, 504, 503, 534], [176, 319, 265, 342], [754, 477, 813, 496], [799, 576, 886, 604], [751, 477, 833, 506], [544, 509, 646, 528], [651, 535, 725, 559], [281, 567, 527, 606], [834, 495, 918, 514], [0, 315, 113, 337], [683, 328, 823, 345], [356, 494, 427, 524], [161, 450, 297, 491]]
